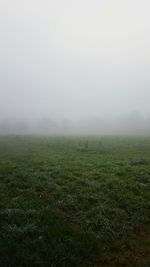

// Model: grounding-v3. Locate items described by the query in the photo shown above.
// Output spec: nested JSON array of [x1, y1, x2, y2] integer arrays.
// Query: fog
[[0, 0, 150, 134]]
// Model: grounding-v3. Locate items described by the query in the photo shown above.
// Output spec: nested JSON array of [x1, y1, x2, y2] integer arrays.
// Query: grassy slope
[[0, 136, 150, 267]]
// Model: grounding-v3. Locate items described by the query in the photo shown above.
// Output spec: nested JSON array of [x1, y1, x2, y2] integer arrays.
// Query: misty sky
[[0, 0, 150, 121]]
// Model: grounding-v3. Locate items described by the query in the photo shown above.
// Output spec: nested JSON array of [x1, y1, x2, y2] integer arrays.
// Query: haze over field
[[0, 0, 150, 134]]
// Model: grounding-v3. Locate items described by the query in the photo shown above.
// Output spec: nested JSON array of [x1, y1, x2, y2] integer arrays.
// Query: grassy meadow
[[0, 135, 150, 267]]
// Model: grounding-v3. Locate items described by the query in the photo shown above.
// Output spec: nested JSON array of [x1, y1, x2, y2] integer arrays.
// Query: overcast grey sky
[[0, 0, 150, 121]]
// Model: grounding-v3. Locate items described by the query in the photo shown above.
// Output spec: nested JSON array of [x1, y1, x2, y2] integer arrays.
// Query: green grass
[[0, 135, 150, 267]]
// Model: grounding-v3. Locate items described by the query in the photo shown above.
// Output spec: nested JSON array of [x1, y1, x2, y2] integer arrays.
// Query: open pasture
[[0, 136, 150, 266]]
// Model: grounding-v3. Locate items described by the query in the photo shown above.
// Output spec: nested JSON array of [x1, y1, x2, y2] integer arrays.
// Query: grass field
[[0, 135, 150, 267]]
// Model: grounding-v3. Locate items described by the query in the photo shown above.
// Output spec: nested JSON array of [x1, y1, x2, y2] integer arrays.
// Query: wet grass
[[0, 135, 150, 266]]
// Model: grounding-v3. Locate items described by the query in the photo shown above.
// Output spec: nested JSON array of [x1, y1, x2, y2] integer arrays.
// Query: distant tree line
[[0, 113, 150, 135]]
